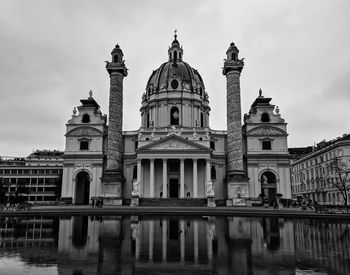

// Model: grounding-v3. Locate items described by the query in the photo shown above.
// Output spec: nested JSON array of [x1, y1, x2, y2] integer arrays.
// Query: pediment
[[137, 134, 210, 152], [247, 126, 287, 136], [66, 126, 103, 137]]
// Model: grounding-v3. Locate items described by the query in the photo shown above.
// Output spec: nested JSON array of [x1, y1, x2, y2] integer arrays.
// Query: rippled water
[[0, 215, 349, 274]]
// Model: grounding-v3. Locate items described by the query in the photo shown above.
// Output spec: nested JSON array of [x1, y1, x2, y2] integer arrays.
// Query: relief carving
[[152, 140, 197, 150]]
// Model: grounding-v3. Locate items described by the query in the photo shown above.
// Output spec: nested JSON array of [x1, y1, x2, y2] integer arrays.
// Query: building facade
[[58, 35, 291, 206], [0, 150, 63, 204], [0, 35, 292, 206], [290, 134, 350, 205]]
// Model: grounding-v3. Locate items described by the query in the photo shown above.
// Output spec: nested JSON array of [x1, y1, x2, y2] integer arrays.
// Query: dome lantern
[[168, 30, 183, 62]]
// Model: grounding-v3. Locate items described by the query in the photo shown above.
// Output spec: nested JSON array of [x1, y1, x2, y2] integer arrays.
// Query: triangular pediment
[[66, 126, 103, 137], [246, 125, 287, 136], [137, 134, 210, 152]]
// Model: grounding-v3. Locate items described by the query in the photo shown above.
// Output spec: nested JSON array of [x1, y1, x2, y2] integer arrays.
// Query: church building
[[60, 34, 291, 206]]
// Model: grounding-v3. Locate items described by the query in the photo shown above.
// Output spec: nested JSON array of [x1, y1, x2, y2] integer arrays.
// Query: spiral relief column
[[102, 44, 128, 205], [222, 42, 248, 205]]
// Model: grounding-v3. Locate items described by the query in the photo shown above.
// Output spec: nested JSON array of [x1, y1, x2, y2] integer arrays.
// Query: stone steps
[[139, 198, 207, 207]]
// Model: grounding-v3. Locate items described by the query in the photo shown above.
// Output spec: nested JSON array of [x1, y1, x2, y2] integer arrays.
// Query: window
[[113, 55, 119, 63], [147, 113, 150, 128], [200, 112, 204, 127], [171, 79, 179, 89], [210, 141, 215, 150], [82, 114, 90, 123], [80, 141, 89, 150], [261, 113, 270, 122], [174, 51, 177, 60], [231, 53, 236, 61], [211, 166, 216, 180], [170, 107, 179, 125], [262, 140, 272, 150], [135, 141, 138, 150], [133, 166, 137, 179]]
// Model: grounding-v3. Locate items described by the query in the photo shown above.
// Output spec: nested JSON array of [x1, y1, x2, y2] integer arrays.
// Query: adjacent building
[[0, 150, 63, 204], [290, 134, 350, 204]]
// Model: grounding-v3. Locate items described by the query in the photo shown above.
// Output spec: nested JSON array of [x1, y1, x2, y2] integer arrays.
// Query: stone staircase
[[139, 198, 207, 207]]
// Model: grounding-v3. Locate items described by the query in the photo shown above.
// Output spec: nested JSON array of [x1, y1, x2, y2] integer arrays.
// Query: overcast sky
[[1, 0, 350, 157]]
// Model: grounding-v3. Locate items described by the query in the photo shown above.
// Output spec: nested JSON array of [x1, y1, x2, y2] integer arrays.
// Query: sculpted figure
[[131, 180, 141, 196], [207, 181, 215, 196], [262, 174, 268, 185]]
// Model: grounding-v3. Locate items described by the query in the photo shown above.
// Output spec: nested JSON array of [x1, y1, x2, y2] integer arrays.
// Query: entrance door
[[75, 171, 90, 205], [169, 178, 179, 198]]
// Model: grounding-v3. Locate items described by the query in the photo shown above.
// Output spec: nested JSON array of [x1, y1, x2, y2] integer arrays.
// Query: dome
[[146, 60, 205, 92], [140, 34, 210, 130], [145, 34, 205, 94]]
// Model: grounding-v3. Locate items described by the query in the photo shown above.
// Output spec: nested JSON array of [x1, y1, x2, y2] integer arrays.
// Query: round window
[[171, 79, 179, 89]]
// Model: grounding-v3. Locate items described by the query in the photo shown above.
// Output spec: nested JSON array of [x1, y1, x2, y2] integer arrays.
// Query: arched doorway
[[260, 171, 277, 206], [75, 171, 90, 205]]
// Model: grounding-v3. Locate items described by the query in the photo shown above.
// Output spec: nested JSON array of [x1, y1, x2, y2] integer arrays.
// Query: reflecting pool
[[0, 215, 349, 274]]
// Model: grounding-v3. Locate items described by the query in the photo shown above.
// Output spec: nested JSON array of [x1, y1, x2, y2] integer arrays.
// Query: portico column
[[149, 220, 154, 260], [180, 159, 185, 198], [162, 159, 167, 198], [206, 159, 211, 182], [162, 219, 167, 261], [194, 220, 198, 263], [150, 159, 155, 198], [180, 219, 185, 260], [193, 159, 198, 198]]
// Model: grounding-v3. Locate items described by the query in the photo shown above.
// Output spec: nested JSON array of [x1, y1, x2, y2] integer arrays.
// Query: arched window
[[199, 87, 203, 96], [82, 114, 90, 123], [231, 53, 236, 61], [170, 106, 179, 125], [113, 55, 119, 63], [200, 112, 204, 127], [261, 113, 270, 122], [147, 113, 150, 128], [174, 51, 177, 60], [179, 52, 182, 59]]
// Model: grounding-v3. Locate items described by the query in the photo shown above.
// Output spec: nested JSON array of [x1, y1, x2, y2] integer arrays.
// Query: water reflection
[[0, 215, 349, 274]]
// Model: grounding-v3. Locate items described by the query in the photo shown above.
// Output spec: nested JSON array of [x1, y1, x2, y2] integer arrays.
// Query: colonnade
[[136, 158, 212, 198], [133, 218, 216, 262]]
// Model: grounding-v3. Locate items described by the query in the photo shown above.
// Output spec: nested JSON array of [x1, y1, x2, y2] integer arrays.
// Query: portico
[[135, 135, 211, 198]]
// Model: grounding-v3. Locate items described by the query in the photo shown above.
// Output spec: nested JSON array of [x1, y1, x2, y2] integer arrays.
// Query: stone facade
[[58, 35, 292, 206], [61, 93, 106, 204], [243, 92, 291, 205]]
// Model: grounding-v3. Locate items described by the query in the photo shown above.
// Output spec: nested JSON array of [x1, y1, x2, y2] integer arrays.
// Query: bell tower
[[102, 44, 128, 205], [223, 42, 249, 205]]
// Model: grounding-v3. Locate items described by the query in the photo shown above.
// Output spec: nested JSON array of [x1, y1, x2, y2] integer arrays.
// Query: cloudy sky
[[1, 0, 350, 157]]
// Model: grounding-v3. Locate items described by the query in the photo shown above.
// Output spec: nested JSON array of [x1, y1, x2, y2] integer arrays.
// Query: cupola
[[111, 44, 124, 64], [168, 30, 183, 62], [226, 42, 239, 61]]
